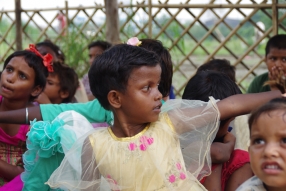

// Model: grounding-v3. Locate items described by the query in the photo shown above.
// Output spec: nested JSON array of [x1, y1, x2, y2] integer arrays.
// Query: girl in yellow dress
[[44, 43, 282, 191]]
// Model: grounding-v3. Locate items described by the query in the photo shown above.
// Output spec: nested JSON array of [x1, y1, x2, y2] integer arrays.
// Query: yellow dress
[[46, 98, 220, 191]]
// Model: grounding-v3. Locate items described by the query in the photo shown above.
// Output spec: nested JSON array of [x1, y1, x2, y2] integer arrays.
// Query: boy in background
[[36, 62, 79, 104], [247, 34, 286, 93], [82, 40, 112, 101]]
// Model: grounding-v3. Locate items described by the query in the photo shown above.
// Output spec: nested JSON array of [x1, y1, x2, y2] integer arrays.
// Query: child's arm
[[211, 132, 235, 164], [202, 164, 222, 191], [0, 160, 24, 181], [0, 99, 112, 124], [217, 90, 281, 120]]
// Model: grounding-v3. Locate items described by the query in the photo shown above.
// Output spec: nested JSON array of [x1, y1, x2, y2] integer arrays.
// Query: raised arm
[[217, 90, 281, 120], [0, 99, 112, 124]]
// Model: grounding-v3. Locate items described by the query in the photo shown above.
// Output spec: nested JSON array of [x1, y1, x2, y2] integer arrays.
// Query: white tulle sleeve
[[161, 97, 220, 180]]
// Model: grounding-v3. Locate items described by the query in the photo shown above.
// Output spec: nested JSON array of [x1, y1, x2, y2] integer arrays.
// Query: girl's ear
[[31, 85, 43, 97], [108, 90, 121, 109], [60, 90, 69, 99]]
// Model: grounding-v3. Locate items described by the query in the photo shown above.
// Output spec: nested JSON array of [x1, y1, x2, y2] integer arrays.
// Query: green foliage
[[57, 26, 90, 78]]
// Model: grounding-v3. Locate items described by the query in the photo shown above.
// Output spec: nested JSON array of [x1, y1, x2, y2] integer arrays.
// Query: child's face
[[0, 56, 38, 100], [117, 64, 162, 124], [249, 110, 286, 190], [43, 74, 63, 104], [89, 46, 104, 65], [36, 45, 58, 62], [266, 48, 286, 73]]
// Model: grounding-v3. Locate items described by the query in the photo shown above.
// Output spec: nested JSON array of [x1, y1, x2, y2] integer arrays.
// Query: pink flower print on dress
[[176, 163, 182, 170], [106, 175, 120, 191], [179, 172, 186, 180], [169, 174, 176, 183], [128, 143, 137, 151], [139, 135, 154, 151]]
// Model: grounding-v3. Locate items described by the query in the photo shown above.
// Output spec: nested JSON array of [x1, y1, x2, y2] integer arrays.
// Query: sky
[[0, 0, 267, 27]]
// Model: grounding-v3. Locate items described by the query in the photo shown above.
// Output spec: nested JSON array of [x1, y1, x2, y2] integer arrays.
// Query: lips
[[262, 162, 283, 175], [153, 103, 162, 112], [1, 84, 13, 92]]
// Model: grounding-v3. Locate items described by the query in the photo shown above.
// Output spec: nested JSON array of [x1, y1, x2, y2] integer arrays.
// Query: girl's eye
[[142, 86, 151, 92], [253, 138, 265, 145], [6, 68, 12, 72], [282, 138, 286, 144], [282, 58, 286, 62], [19, 73, 27, 80]]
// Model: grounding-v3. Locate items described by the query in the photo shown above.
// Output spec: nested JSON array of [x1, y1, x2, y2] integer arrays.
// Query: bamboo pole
[[104, 0, 120, 44], [15, 0, 22, 50], [272, 0, 278, 35], [148, 0, 152, 38]]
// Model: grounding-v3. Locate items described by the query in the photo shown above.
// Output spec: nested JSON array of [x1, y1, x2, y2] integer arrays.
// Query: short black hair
[[197, 59, 236, 82], [248, 97, 286, 132], [36, 40, 65, 62], [88, 40, 112, 51], [265, 34, 286, 56], [88, 44, 160, 110], [3, 50, 49, 101], [50, 62, 79, 103], [140, 39, 173, 98], [182, 70, 242, 102]]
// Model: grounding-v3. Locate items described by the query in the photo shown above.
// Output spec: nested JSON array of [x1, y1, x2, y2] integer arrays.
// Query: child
[[35, 62, 79, 104], [196, 58, 250, 151], [247, 34, 286, 93], [82, 40, 112, 101], [197, 58, 236, 82], [183, 71, 253, 191], [236, 98, 286, 191], [0, 45, 51, 188], [36, 40, 65, 63], [35, 44, 283, 190]]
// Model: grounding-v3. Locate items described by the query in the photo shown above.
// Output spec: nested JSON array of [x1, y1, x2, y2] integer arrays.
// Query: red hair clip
[[26, 44, 54, 72]]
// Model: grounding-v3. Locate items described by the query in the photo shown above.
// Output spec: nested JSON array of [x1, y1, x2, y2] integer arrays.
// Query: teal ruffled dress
[[21, 111, 94, 191]]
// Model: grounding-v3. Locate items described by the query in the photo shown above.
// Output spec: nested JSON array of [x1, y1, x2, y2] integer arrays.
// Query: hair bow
[[27, 44, 54, 72], [127, 37, 142, 46]]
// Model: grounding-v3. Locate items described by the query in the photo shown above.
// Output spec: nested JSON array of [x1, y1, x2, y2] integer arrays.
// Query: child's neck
[[0, 97, 30, 111], [111, 117, 149, 138]]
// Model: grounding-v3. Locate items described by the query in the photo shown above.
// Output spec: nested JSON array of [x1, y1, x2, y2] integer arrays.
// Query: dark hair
[[140, 39, 173, 98], [3, 50, 49, 101], [50, 62, 79, 103], [183, 71, 242, 141], [248, 97, 286, 131], [88, 40, 112, 51], [265, 34, 286, 56], [36, 40, 65, 62], [197, 59, 236, 82], [88, 44, 160, 110], [182, 71, 242, 102]]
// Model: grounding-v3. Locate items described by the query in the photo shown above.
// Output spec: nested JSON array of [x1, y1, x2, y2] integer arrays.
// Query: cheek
[[266, 62, 275, 71]]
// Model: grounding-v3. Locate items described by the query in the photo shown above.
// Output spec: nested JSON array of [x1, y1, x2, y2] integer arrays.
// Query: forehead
[[267, 47, 286, 56], [89, 46, 104, 54], [251, 110, 286, 134], [129, 64, 161, 81]]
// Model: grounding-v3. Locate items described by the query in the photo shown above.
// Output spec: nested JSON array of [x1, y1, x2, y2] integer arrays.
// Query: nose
[[263, 142, 279, 158], [154, 88, 163, 101], [275, 59, 282, 67], [6, 73, 15, 83]]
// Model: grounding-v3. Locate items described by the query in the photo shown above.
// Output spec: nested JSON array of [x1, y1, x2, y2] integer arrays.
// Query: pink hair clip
[[26, 44, 54, 72], [127, 37, 142, 46]]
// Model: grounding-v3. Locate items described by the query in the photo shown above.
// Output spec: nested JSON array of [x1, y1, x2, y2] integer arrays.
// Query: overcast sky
[[0, 0, 265, 25]]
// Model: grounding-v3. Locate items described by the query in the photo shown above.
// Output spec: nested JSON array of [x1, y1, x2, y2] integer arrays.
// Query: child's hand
[[223, 131, 236, 145], [265, 66, 286, 93]]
